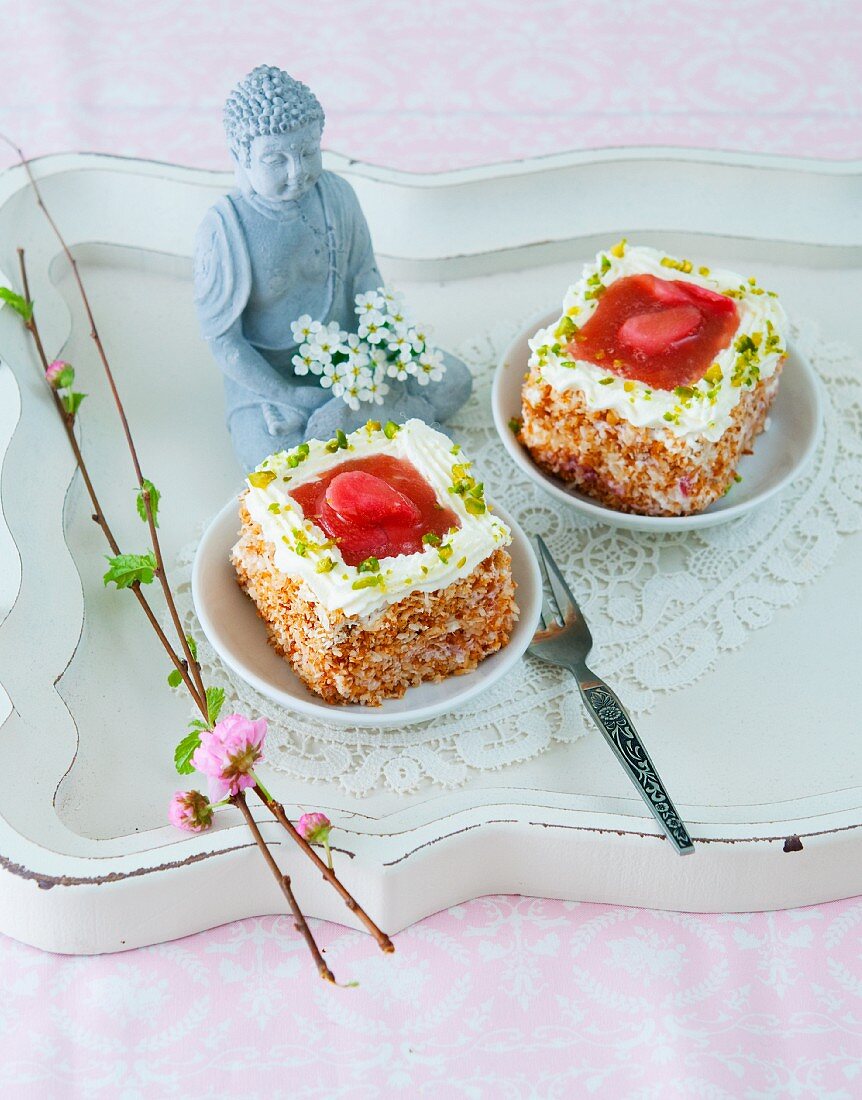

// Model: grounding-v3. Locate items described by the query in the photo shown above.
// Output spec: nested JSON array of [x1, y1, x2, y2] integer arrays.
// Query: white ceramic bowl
[[192, 498, 541, 728], [492, 309, 822, 532]]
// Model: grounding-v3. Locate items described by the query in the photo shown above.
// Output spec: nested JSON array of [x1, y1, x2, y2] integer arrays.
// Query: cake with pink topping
[[518, 242, 789, 516], [231, 418, 517, 705]]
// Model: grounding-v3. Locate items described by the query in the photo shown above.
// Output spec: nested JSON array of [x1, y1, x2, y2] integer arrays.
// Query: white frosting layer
[[526, 244, 788, 443], [242, 418, 511, 623]]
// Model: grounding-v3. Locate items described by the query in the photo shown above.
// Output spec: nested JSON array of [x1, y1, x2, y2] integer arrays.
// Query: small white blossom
[[343, 383, 363, 411], [358, 318, 386, 344], [355, 291, 385, 317], [297, 341, 327, 375], [409, 326, 428, 353], [416, 348, 445, 384], [291, 350, 315, 376], [347, 358, 373, 385], [346, 345, 370, 372], [320, 363, 345, 395], [387, 329, 414, 359], [381, 288, 405, 319], [312, 327, 346, 360], [290, 315, 321, 343], [308, 346, 333, 368], [364, 377, 390, 406], [386, 360, 409, 381]]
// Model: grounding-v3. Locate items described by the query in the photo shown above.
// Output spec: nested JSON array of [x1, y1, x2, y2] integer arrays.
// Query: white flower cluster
[[289, 287, 446, 411]]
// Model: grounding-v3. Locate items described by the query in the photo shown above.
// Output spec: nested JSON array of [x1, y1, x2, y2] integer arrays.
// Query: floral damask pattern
[[1, 3, 861, 1095], [1, 899, 861, 1097], [1, 1, 860, 173]]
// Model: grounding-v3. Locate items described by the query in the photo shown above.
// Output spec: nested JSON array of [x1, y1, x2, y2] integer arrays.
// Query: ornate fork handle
[[578, 675, 695, 855]]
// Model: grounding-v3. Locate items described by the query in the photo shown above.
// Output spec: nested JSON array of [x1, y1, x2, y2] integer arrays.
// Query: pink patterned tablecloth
[[2, 3, 861, 1097]]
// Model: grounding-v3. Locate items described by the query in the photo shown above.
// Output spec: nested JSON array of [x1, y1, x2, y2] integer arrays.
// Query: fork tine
[[534, 537, 562, 623], [540, 594, 559, 629], [535, 536, 576, 618]]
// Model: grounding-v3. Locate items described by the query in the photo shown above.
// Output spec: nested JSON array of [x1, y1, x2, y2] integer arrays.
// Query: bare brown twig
[[17, 249, 205, 712], [1, 133, 206, 709], [255, 785, 395, 953], [233, 791, 336, 983]]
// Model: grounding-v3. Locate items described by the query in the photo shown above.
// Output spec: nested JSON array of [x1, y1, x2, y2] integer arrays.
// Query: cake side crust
[[232, 507, 519, 706], [520, 360, 784, 516]]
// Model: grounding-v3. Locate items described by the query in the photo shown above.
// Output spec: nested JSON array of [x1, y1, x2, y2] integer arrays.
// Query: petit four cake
[[519, 243, 789, 516], [232, 419, 517, 706]]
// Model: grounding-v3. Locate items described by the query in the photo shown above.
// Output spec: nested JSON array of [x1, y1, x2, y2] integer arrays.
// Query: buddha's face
[[242, 123, 323, 202]]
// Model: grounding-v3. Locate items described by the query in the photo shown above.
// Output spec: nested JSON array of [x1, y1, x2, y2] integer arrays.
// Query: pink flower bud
[[298, 812, 332, 845], [168, 789, 214, 833], [45, 359, 73, 389], [191, 713, 267, 800]]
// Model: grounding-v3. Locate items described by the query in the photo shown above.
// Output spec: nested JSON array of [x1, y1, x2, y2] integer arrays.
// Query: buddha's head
[[224, 65, 325, 203]]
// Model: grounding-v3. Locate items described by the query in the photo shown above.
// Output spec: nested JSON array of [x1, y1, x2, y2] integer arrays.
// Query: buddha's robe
[[194, 171, 471, 469]]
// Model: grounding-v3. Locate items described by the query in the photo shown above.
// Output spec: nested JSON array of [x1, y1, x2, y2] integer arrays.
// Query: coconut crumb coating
[[520, 359, 784, 516], [232, 506, 519, 706]]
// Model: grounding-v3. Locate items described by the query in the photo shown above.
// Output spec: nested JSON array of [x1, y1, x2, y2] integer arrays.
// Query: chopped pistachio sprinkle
[[352, 574, 385, 590], [248, 470, 277, 489]]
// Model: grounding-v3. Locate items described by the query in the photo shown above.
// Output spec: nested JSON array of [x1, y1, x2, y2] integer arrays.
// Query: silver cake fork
[[529, 537, 695, 855]]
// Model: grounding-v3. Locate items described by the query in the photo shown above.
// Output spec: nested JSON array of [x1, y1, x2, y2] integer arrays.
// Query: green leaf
[[206, 686, 225, 727], [167, 668, 183, 688], [62, 391, 86, 416], [55, 366, 75, 389], [0, 287, 33, 322], [174, 729, 202, 775], [136, 478, 161, 528], [186, 634, 198, 661], [103, 551, 158, 589]]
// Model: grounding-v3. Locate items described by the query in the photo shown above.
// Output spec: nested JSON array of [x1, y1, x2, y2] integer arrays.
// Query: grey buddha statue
[[194, 65, 472, 470]]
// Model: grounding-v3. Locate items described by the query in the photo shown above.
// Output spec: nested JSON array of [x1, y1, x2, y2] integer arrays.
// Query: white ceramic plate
[[492, 309, 822, 531], [192, 498, 541, 728]]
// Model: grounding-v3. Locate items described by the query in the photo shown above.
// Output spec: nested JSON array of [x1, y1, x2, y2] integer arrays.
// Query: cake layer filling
[[568, 274, 739, 390], [290, 456, 460, 565]]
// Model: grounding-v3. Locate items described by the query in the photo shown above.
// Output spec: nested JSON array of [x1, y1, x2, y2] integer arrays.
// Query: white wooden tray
[[1, 150, 861, 954]]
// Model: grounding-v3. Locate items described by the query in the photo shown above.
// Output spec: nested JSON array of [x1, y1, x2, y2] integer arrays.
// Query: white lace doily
[[174, 317, 862, 795]]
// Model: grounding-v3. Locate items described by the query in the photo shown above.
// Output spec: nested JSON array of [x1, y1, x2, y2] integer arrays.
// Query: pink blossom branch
[[7, 135, 394, 970]]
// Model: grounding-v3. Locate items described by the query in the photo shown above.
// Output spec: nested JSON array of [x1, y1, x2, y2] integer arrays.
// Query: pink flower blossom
[[168, 789, 214, 833], [191, 713, 267, 799], [45, 359, 73, 390], [298, 812, 332, 844]]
